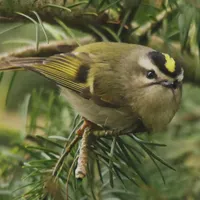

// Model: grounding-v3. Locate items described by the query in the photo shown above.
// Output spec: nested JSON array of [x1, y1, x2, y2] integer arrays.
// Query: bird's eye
[[146, 70, 157, 79]]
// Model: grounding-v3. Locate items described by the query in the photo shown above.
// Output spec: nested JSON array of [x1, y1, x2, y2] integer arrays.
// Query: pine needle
[[15, 12, 40, 51], [32, 11, 49, 44]]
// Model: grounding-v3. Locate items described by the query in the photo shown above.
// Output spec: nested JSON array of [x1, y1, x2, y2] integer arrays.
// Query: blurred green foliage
[[0, 23, 58, 110]]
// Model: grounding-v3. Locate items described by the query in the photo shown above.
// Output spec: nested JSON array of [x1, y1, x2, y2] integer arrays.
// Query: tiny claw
[[76, 119, 93, 136]]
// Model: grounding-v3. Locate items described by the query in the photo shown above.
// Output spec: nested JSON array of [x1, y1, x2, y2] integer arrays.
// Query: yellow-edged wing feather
[[0, 44, 126, 108], [30, 53, 90, 94], [31, 53, 121, 107], [0, 53, 91, 96]]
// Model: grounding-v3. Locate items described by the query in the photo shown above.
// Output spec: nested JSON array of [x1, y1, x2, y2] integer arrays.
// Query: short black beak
[[161, 80, 179, 89]]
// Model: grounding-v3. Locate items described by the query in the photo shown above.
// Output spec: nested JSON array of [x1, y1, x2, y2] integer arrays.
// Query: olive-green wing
[[34, 53, 124, 107], [0, 53, 91, 95], [31, 53, 91, 96], [0, 52, 124, 108]]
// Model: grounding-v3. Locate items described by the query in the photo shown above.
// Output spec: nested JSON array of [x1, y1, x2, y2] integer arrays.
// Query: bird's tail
[[0, 53, 89, 93], [0, 57, 46, 71]]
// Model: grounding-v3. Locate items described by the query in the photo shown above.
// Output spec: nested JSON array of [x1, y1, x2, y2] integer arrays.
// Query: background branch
[[0, 36, 95, 59], [0, 0, 109, 36]]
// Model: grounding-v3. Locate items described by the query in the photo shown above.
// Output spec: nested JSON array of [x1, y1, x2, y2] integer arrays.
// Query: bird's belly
[[61, 88, 137, 130]]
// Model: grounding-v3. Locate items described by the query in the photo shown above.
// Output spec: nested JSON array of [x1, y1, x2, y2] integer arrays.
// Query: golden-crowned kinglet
[[0, 42, 184, 132]]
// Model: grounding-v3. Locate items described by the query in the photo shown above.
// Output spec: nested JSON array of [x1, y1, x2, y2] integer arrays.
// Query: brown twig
[[0, 36, 94, 60], [52, 135, 81, 176], [75, 128, 90, 179], [0, 0, 109, 36], [66, 156, 79, 200]]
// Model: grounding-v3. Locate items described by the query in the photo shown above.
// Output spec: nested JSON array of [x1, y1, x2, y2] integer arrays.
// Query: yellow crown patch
[[162, 53, 175, 73]]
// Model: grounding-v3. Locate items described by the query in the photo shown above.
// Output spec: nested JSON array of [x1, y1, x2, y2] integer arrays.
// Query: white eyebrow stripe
[[177, 69, 184, 82], [138, 55, 160, 73]]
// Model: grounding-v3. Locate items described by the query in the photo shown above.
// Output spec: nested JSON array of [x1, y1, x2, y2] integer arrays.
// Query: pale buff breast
[[130, 85, 181, 131], [61, 88, 138, 131]]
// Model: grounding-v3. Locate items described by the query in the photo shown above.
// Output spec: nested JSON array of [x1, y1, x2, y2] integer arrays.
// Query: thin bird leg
[[75, 128, 126, 179], [76, 118, 98, 136], [92, 121, 146, 137]]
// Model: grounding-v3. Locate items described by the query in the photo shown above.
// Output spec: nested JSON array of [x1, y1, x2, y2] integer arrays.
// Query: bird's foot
[[92, 129, 122, 137], [76, 119, 98, 136]]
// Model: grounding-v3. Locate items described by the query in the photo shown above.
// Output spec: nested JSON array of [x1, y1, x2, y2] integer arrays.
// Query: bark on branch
[[0, 0, 180, 43], [0, 36, 95, 58], [0, 0, 108, 35]]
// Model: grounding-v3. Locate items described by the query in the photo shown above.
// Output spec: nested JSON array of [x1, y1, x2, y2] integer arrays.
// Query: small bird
[[0, 42, 184, 133]]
